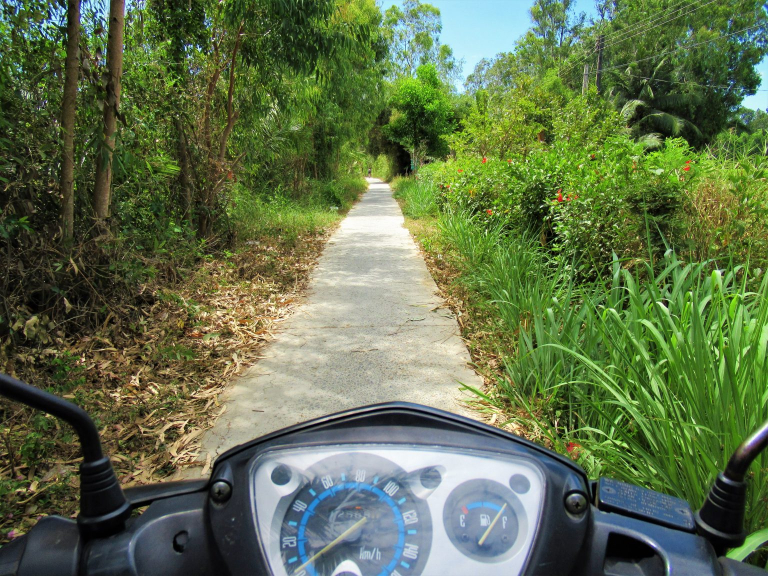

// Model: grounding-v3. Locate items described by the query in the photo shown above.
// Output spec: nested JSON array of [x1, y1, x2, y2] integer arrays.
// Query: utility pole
[[595, 35, 604, 95], [582, 63, 590, 95]]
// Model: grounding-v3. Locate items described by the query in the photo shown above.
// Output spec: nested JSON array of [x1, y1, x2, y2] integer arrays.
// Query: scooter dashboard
[[250, 445, 545, 576]]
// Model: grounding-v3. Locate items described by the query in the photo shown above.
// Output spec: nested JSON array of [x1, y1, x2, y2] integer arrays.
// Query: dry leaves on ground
[[0, 231, 331, 541]]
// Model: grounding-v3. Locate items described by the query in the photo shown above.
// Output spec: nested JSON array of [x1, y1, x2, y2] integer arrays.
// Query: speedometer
[[278, 453, 431, 576]]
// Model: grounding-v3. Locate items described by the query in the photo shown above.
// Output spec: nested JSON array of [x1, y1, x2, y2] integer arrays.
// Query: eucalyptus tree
[[383, 0, 461, 84], [233, 0, 388, 188], [59, 0, 81, 241], [147, 0, 207, 225], [92, 0, 125, 229], [0, 0, 68, 235], [145, 0, 379, 236], [516, 0, 585, 74]]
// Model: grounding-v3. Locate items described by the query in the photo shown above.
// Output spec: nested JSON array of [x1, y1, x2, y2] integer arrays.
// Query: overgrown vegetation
[[383, 0, 768, 561], [0, 176, 364, 542], [3, 0, 768, 558], [1, 0, 376, 541], [393, 126, 768, 535]]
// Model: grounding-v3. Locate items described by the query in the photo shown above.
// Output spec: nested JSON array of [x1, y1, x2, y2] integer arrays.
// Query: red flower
[[486, 209, 493, 215], [458, 169, 463, 173], [566, 442, 582, 458], [556, 189, 564, 203], [683, 165, 691, 172], [589, 154, 596, 160], [482, 157, 487, 164], [507, 159, 512, 163], [685, 160, 692, 164]]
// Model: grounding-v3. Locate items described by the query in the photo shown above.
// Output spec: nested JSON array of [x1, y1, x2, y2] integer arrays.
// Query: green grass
[[434, 204, 768, 533], [392, 178, 439, 219], [230, 176, 366, 243]]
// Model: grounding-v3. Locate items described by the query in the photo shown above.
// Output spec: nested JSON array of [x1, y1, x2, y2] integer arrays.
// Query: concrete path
[[196, 179, 482, 463]]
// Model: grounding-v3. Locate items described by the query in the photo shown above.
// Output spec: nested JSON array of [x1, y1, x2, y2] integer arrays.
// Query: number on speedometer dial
[[279, 453, 431, 576]]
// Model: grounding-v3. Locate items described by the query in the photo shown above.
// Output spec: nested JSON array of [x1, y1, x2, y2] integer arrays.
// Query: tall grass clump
[[392, 178, 439, 219], [437, 208, 506, 268], [503, 253, 768, 531], [230, 179, 363, 243], [445, 207, 768, 532]]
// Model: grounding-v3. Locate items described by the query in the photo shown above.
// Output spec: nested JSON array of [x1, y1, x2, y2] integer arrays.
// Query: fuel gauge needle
[[478, 503, 507, 547], [295, 517, 368, 573]]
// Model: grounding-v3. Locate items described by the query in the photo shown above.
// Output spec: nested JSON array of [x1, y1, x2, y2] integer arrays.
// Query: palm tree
[[608, 60, 703, 148]]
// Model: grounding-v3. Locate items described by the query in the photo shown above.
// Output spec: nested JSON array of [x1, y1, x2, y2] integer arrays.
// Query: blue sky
[[379, 0, 767, 111]]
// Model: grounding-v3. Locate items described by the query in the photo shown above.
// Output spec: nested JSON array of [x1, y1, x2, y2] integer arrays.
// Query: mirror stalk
[[0, 373, 130, 538], [695, 420, 768, 556]]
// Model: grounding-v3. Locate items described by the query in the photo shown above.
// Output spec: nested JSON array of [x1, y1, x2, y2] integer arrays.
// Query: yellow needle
[[294, 516, 368, 574], [477, 503, 507, 547]]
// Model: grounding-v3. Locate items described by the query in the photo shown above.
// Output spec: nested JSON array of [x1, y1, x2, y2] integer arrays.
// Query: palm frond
[[639, 111, 685, 136], [621, 99, 645, 121], [653, 91, 703, 110], [636, 132, 664, 150], [639, 82, 654, 102], [650, 58, 669, 80]]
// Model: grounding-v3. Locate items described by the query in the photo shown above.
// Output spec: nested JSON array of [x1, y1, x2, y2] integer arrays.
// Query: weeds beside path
[[0, 178, 366, 543], [393, 176, 768, 538]]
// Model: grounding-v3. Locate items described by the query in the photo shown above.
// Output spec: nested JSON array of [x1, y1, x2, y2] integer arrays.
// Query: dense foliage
[[384, 0, 768, 547], [0, 0, 384, 540], [0, 0, 386, 334], [3, 0, 768, 554], [394, 137, 768, 531]]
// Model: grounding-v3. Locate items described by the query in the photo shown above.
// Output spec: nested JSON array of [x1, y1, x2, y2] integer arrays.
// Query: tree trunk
[[174, 117, 194, 227], [202, 40, 222, 166], [217, 25, 243, 164], [59, 0, 81, 242], [595, 35, 604, 95], [198, 26, 242, 238], [92, 0, 125, 228]]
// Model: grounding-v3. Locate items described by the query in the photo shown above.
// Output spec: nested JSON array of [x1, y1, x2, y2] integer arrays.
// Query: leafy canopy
[[385, 63, 453, 164]]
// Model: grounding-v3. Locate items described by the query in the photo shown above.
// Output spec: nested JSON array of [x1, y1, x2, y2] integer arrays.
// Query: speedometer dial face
[[279, 453, 431, 576]]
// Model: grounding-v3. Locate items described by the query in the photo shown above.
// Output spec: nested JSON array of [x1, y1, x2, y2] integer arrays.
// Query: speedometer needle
[[478, 503, 507, 547], [295, 517, 369, 573]]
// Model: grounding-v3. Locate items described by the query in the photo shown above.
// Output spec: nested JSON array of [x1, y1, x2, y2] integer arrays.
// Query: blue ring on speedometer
[[279, 453, 431, 576], [296, 482, 406, 576]]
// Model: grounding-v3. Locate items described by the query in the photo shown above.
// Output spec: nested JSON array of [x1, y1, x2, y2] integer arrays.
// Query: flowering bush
[[417, 134, 716, 274]]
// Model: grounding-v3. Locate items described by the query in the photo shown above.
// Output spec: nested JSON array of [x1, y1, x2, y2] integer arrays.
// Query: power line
[[601, 0, 720, 52], [599, 0, 698, 48], [600, 24, 764, 74], [560, 0, 719, 81], [559, 45, 597, 78], [560, 0, 702, 78], [620, 72, 768, 93]]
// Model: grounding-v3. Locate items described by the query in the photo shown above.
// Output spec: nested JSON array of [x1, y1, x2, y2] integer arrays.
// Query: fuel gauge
[[443, 479, 527, 563]]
